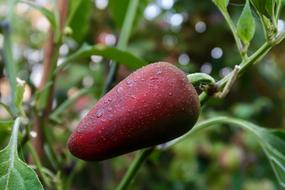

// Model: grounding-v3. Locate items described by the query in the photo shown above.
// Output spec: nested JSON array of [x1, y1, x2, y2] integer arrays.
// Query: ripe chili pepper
[[68, 62, 200, 161]]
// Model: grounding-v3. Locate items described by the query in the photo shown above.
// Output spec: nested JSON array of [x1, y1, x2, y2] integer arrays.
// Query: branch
[[31, 0, 69, 162]]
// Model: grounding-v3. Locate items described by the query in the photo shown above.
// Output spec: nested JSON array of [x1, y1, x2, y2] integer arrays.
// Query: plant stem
[[103, 0, 139, 94], [116, 148, 154, 190], [187, 73, 216, 86], [217, 41, 272, 88], [199, 92, 209, 106], [31, 0, 69, 163]]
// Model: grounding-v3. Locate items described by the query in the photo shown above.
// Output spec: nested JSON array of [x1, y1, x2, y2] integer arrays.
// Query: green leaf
[[265, 0, 274, 16], [212, 0, 229, 12], [237, 0, 256, 44], [257, 130, 285, 189], [14, 78, 25, 110], [20, 0, 57, 30], [170, 116, 285, 190], [0, 118, 43, 190], [67, 0, 92, 42], [250, 0, 270, 17], [3, 21, 17, 114], [0, 120, 13, 132], [109, 0, 149, 30], [62, 44, 147, 69]]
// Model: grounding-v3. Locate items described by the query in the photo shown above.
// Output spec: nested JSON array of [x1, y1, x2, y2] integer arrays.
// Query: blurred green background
[[0, 0, 285, 189]]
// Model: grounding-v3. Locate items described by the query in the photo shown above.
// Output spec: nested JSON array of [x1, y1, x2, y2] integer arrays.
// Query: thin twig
[[31, 0, 69, 162]]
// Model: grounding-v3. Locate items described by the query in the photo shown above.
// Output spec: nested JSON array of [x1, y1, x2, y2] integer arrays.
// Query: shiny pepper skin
[[68, 62, 200, 161]]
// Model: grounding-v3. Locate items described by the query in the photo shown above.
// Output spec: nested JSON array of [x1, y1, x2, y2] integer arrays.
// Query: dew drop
[[168, 92, 173, 96], [108, 114, 113, 119], [76, 128, 84, 133], [77, 124, 89, 133], [117, 86, 124, 93], [96, 109, 104, 118], [104, 98, 113, 104], [150, 76, 159, 80], [156, 70, 162, 75]]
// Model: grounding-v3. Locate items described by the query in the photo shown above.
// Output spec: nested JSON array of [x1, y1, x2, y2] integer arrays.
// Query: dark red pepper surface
[[68, 62, 200, 161]]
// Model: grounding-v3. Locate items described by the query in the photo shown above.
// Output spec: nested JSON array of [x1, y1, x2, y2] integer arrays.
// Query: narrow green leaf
[[250, 0, 270, 17], [0, 118, 43, 190], [109, 0, 150, 30], [257, 130, 285, 189], [237, 0, 256, 44], [0, 120, 13, 131], [62, 44, 147, 69], [2, 22, 17, 114], [67, 0, 92, 42], [166, 116, 285, 189], [212, 0, 229, 12], [15, 78, 25, 110], [265, 0, 274, 16], [20, 0, 57, 30]]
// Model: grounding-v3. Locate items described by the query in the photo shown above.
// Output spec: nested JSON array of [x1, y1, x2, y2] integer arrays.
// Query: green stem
[[275, 1, 282, 23], [7, 0, 17, 23], [103, 0, 139, 94], [199, 92, 209, 106], [116, 148, 154, 190], [64, 161, 85, 190], [187, 73, 216, 86], [217, 41, 272, 89]]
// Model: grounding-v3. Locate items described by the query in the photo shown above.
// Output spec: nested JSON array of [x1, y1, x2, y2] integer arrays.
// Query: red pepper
[[68, 62, 200, 161]]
